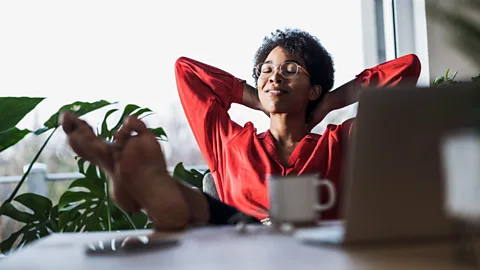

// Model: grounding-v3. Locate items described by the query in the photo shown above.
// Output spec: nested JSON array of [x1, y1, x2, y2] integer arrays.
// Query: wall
[[424, 0, 480, 81]]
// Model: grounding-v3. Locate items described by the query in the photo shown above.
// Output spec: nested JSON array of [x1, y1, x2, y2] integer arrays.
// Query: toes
[[60, 112, 81, 134], [61, 111, 93, 137], [62, 112, 115, 173], [114, 124, 131, 145], [113, 116, 149, 144], [124, 116, 149, 134]]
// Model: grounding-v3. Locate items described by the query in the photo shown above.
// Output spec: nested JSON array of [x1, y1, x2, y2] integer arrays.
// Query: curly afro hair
[[252, 29, 335, 122]]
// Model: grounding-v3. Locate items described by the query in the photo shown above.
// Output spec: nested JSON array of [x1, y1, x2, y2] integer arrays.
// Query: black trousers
[[202, 193, 260, 225]]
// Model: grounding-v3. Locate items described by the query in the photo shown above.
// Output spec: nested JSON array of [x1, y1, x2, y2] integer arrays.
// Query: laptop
[[295, 84, 480, 245]]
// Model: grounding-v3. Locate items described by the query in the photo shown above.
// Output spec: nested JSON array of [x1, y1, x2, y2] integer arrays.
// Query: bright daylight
[[1, 0, 479, 268]]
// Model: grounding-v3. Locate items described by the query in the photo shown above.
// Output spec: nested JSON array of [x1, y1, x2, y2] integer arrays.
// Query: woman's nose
[[268, 68, 284, 84]]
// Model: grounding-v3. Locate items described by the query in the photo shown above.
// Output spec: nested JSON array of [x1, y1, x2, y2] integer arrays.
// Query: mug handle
[[313, 179, 336, 211]]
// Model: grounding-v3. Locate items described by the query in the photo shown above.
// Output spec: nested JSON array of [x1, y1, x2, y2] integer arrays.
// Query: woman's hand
[[242, 83, 268, 115], [306, 95, 332, 131], [306, 79, 358, 131]]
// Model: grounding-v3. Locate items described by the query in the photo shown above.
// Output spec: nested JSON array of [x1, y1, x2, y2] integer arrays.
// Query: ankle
[[175, 180, 210, 226]]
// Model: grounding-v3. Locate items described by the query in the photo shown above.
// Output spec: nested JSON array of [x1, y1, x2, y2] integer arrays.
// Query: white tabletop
[[0, 225, 469, 270]]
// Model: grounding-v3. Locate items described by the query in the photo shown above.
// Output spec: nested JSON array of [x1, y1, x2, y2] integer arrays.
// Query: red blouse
[[175, 54, 421, 220]]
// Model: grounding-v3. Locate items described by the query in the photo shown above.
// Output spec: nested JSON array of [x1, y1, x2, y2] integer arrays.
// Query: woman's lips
[[266, 89, 288, 96]]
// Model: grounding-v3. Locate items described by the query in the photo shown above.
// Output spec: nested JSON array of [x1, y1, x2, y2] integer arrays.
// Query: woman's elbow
[[402, 54, 422, 80]]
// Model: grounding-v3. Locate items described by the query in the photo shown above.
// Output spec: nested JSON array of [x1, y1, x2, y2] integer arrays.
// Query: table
[[0, 225, 472, 270]]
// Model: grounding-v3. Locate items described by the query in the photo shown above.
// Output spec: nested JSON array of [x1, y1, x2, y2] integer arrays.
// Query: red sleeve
[[342, 54, 421, 142], [175, 57, 245, 172], [355, 54, 422, 88]]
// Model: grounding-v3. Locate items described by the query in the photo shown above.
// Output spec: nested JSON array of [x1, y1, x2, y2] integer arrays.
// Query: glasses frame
[[255, 61, 310, 79]]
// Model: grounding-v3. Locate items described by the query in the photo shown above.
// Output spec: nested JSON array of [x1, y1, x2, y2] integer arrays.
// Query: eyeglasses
[[255, 61, 310, 79]]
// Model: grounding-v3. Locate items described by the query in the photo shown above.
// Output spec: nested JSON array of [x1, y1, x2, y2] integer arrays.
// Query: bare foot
[[112, 116, 190, 230], [61, 112, 190, 230], [61, 112, 140, 212]]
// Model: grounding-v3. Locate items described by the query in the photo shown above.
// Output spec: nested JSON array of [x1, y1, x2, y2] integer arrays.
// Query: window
[[0, 0, 397, 169], [384, 0, 430, 86]]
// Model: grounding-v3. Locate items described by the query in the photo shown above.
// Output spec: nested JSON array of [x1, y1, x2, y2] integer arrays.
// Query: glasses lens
[[255, 62, 300, 78], [256, 63, 273, 78], [280, 62, 298, 78]]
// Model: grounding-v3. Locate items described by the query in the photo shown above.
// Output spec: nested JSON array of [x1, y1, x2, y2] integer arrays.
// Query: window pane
[[0, 0, 372, 169]]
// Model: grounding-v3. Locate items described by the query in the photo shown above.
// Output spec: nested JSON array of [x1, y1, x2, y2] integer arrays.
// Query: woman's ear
[[309, 85, 322, 100]]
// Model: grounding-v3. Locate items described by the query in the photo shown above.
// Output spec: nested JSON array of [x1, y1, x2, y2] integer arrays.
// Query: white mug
[[267, 174, 336, 224]]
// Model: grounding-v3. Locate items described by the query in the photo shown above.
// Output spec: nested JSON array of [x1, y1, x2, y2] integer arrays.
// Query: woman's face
[[256, 46, 321, 118]]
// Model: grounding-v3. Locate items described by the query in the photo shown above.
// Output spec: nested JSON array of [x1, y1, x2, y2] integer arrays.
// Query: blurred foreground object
[[441, 130, 480, 267], [429, 1, 480, 265]]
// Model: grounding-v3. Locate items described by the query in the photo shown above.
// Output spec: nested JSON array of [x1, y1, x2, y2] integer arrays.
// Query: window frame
[[392, 0, 431, 86], [363, 0, 430, 86]]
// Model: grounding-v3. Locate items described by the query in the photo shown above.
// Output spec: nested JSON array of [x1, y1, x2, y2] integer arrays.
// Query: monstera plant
[[0, 97, 207, 255]]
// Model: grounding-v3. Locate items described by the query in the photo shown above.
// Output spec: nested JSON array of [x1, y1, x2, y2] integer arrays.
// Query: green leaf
[[34, 100, 114, 135], [0, 219, 56, 255], [451, 71, 458, 80], [131, 107, 152, 118], [0, 203, 36, 224], [173, 162, 208, 189], [58, 162, 110, 232], [0, 193, 57, 254], [0, 97, 44, 133], [109, 207, 150, 231], [100, 109, 119, 140], [58, 161, 149, 233], [0, 128, 31, 152], [127, 211, 149, 229], [149, 127, 168, 141], [110, 104, 141, 134], [433, 76, 445, 85], [98, 104, 157, 140], [109, 105, 155, 133]]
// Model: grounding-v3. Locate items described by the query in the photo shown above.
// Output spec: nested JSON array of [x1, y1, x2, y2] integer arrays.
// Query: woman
[[62, 29, 421, 230]]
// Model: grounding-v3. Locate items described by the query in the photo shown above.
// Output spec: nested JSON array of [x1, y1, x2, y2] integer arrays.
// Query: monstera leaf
[[99, 104, 148, 139], [0, 128, 31, 152], [0, 97, 44, 152], [58, 160, 110, 232], [0, 97, 44, 133], [0, 193, 58, 254], [58, 159, 150, 232], [97, 104, 167, 142], [58, 104, 165, 232], [98, 104, 166, 141], [150, 127, 168, 141], [35, 100, 114, 135], [173, 162, 209, 189], [109, 206, 152, 231]]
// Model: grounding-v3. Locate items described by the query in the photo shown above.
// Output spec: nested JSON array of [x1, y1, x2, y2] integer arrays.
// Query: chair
[[202, 172, 219, 200]]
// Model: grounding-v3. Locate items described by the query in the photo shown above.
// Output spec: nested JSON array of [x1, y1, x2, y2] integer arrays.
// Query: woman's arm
[[308, 54, 422, 130], [175, 57, 260, 174], [242, 83, 263, 111]]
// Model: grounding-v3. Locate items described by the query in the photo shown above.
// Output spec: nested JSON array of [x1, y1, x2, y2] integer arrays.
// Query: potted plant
[[0, 98, 207, 255]]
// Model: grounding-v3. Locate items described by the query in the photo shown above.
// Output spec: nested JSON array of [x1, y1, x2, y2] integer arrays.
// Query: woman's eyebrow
[[263, 59, 302, 64]]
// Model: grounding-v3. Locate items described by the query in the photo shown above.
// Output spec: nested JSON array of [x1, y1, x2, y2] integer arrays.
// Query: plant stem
[[105, 175, 112, 232], [4, 127, 58, 204], [120, 210, 139, 230]]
